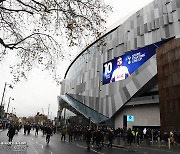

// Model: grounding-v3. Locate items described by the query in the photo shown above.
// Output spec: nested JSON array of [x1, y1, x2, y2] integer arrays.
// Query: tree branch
[[16, 0, 40, 12], [0, 0, 6, 3], [0, 38, 8, 48], [0, 33, 60, 50], [0, 6, 33, 15], [31, 0, 49, 12]]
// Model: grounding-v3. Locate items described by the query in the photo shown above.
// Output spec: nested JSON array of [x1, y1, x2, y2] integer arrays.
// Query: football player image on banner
[[102, 39, 170, 85], [110, 57, 130, 83]]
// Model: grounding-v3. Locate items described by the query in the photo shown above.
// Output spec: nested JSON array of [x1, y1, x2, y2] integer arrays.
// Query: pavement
[[111, 138, 180, 154]]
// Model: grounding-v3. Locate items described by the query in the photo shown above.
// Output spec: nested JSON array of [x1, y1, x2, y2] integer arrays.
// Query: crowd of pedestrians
[[3, 122, 56, 145], [59, 125, 115, 150], [2, 121, 180, 150], [58, 125, 180, 150], [115, 127, 180, 147]]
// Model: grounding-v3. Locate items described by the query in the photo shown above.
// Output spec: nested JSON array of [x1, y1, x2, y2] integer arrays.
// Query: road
[[0, 129, 139, 154]]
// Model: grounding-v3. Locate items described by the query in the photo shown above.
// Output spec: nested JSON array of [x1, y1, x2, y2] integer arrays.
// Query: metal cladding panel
[[108, 82, 114, 96], [105, 96, 109, 117], [172, 10, 179, 22], [114, 92, 123, 110], [103, 97, 106, 116], [126, 82, 134, 97], [111, 95, 116, 115], [168, 13, 173, 23], [127, 80, 138, 97], [174, 21, 180, 36], [123, 86, 131, 100], [100, 98, 103, 114], [132, 76, 141, 90]]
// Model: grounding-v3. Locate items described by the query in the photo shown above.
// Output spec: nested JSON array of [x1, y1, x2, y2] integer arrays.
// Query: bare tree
[[0, 0, 111, 84]]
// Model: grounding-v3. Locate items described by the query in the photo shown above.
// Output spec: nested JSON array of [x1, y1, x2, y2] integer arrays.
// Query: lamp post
[[0, 82, 13, 119], [7, 97, 14, 114]]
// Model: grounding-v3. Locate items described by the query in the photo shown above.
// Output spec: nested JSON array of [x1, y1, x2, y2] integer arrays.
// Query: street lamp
[[7, 97, 14, 114], [1, 82, 13, 106], [0, 82, 13, 119]]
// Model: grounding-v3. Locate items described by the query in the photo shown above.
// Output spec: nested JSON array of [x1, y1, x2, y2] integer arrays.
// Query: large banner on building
[[102, 40, 169, 85]]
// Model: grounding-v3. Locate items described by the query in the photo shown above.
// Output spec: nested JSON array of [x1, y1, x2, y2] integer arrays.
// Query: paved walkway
[[111, 138, 180, 154]]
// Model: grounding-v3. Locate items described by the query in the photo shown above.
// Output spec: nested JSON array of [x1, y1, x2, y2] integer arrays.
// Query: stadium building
[[58, 0, 180, 132]]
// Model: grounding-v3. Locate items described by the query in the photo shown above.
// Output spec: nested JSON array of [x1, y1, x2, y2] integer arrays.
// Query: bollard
[[158, 137, 160, 147], [168, 138, 170, 149], [151, 130, 154, 146]]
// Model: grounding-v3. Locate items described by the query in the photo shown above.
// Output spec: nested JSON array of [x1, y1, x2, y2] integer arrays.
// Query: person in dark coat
[[46, 125, 53, 144], [53, 125, 56, 134], [108, 128, 114, 148], [24, 124, 27, 135], [163, 132, 169, 146], [85, 129, 92, 150], [61, 127, 67, 141], [67, 126, 73, 142], [136, 128, 142, 146], [35, 125, 39, 136], [7, 124, 16, 142], [127, 128, 133, 146], [95, 129, 103, 150]]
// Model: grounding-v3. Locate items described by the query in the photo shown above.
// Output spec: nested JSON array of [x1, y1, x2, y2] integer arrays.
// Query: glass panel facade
[[60, 94, 108, 123]]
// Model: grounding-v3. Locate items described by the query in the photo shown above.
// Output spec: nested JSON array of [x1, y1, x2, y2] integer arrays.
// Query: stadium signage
[[102, 40, 169, 85]]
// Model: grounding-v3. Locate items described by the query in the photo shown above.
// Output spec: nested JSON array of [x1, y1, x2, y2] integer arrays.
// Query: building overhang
[[59, 94, 108, 124]]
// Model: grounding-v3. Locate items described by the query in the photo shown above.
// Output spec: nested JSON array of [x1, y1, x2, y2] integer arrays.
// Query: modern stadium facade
[[58, 0, 180, 132]]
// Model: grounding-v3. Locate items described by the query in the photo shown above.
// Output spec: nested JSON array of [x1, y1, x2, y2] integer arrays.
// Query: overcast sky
[[0, 0, 154, 120]]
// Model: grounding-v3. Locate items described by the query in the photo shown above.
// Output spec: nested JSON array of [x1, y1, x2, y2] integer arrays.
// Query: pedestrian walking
[[35, 125, 39, 136], [85, 128, 92, 150], [7, 124, 16, 142], [131, 129, 136, 143], [107, 128, 114, 148], [170, 134, 175, 146], [61, 127, 67, 141], [53, 125, 56, 134], [73, 126, 78, 141], [24, 124, 27, 135], [95, 129, 103, 150], [91, 129, 96, 147], [68, 126, 73, 142], [127, 128, 133, 146], [136, 128, 141, 146], [143, 128, 147, 140], [27, 124, 31, 135], [42, 125, 46, 136], [46, 125, 53, 144], [163, 132, 169, 146]]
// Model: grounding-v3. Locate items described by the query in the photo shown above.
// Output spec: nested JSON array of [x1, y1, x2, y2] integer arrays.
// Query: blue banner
[[102, 40, 169, 85]]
